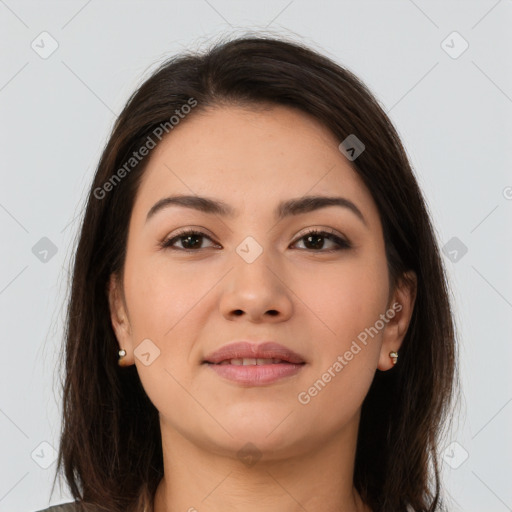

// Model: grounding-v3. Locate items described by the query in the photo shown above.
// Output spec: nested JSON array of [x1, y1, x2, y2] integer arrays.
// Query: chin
[[217, 409, 305, 448], [209, 429, 305, 463]]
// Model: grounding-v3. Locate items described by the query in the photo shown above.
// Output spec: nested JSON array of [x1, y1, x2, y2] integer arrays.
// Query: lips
[[202, 341, 306, 365], [203, 341, 306, 386]]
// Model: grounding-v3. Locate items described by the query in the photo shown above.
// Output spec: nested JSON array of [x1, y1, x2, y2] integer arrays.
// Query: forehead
[[131, 104, 379, 227]]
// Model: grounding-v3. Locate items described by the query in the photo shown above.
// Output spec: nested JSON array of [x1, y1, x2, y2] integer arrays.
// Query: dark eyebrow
[[146, 194, 368, 227]]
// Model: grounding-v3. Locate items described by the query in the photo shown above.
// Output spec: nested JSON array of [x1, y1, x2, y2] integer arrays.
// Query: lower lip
[[204, 362, 305, 385]]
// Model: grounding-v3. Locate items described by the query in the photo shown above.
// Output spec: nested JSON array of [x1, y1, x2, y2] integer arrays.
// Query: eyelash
[[159, 228, 352, 253]]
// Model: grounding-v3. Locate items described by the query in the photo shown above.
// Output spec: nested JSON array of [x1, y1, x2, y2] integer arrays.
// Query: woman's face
[[109, 104, 414, 459]]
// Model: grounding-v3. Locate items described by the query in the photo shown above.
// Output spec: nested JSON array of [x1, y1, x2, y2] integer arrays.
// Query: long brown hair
[[50, 33, 460, 512]]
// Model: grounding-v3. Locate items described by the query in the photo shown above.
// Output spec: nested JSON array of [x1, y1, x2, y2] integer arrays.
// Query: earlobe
[[377, 270, 417, 371]]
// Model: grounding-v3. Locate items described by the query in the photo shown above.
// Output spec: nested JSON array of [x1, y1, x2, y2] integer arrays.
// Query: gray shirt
[[34, 505, 76, 512], [35, 503, 102, 512]]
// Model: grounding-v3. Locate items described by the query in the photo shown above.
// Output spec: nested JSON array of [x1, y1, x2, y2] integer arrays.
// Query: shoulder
[[34, 503, 102, 512], [33, 503, 79, 512]]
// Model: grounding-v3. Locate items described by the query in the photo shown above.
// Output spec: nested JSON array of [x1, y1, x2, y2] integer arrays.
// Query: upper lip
[[203, 341, 306, 364]]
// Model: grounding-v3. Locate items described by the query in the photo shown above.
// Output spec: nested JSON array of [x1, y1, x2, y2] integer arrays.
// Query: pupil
[[305, 234, 324, 250], [183, 234, 201, 249]]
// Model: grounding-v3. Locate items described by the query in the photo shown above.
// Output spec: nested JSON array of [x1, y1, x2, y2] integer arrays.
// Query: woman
[[37, 34, 459, 512]]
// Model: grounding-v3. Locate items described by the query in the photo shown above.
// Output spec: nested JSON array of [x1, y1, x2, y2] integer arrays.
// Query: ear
[[377, 270, 417, 371], [108, 273, 135, 367]]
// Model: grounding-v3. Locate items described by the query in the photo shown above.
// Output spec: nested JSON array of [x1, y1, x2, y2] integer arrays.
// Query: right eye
[[160, 229, 218, 251]]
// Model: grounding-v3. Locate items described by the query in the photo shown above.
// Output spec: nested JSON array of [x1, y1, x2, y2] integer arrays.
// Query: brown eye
[[160, 230, 217, 251], [292, 229, 351, 252]]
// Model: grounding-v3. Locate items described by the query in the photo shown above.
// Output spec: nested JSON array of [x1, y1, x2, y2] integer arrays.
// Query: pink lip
[[202, 341, 306, 386], [203, 341, 306, 364]]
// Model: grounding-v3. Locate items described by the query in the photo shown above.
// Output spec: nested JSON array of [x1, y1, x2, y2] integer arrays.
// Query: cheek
[[293, 257, 389, 427], [122, 257, 208, 413], [124, 254, 208, 340], [296, 251, 390, 348]]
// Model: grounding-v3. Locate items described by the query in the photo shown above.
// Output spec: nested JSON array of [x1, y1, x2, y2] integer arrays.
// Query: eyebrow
[[145, 194, 368, 227]]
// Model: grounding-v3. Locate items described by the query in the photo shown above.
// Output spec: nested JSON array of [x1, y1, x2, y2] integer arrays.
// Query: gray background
[[1, 1, 511, 511]]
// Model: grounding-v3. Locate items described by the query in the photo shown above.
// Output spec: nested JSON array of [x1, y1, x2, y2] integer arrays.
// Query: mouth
[[202, 340, 306, 366], [201, 341, 306, 386], [203, 358, 305, 366]]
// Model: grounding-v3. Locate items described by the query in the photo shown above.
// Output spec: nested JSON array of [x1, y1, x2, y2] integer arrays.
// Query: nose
[[219, 249, 294, 323]]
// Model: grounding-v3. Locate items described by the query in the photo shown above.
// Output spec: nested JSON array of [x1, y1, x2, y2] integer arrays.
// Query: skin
[[108, 104, 417, 512]]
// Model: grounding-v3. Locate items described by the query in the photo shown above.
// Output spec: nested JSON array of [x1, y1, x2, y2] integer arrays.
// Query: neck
[[152, 410, 371, 512]]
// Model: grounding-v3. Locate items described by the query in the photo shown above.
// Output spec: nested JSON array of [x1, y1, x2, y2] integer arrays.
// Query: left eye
[[292, 229, 351, 251], [160, 229, 351, 252]]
